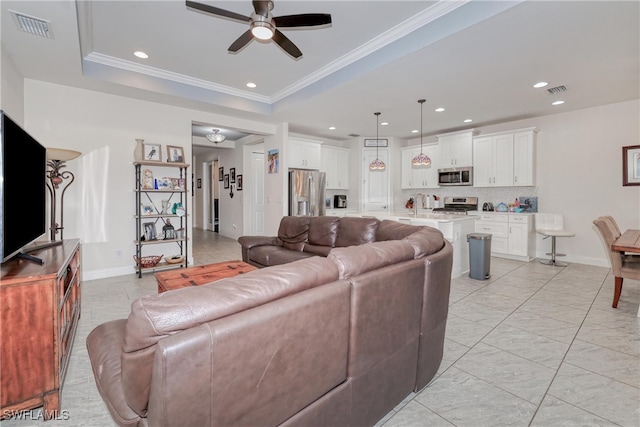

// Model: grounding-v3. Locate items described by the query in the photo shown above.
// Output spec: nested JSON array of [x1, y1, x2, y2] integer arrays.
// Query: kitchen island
[[348, 211, 477, 278]]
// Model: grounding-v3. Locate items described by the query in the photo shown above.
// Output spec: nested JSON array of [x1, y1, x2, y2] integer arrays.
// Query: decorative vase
[[134, 138, 144, 162]]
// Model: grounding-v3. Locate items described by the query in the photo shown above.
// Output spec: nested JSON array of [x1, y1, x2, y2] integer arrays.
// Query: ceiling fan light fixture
[[206, 129, 226, 143], [250, 15, 274, 40], [411, 99, 431, 167]]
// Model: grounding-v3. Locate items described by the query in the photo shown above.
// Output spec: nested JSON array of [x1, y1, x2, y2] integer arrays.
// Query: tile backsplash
[[399, 187, 539, 211]]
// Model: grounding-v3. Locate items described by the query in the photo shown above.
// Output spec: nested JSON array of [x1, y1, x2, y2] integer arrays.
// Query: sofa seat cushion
[[121, 257, 339, 417], [250, 245, 315, 266], [335, 217, 380, 247], [86, 319, 141, 426]]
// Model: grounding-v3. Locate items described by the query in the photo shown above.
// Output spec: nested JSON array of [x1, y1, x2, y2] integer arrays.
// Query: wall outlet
[[232, 223, 237, 229]]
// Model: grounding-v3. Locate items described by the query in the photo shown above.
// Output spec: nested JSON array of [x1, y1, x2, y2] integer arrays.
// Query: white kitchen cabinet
[[473, 127, 537, 187], [321, 146, 350, 189], [289, 138, 322, 170], [438, 130, 474, 167], [513, 129, 536, 186], [473, 133, 514, 187], [474, 213, 534, 261], [400, 144, 439, 189]]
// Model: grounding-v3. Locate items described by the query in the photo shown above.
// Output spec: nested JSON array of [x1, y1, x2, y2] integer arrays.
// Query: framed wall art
[[143, 142, 162, 162], [237, 175, 243, 190], [219, 167, 224, 181], [230, 167, 236, 183], [224, 174, 230, 189], [364, 138, 388, 147], [167, 145, 184, 163], [623, 145, 640, 186]]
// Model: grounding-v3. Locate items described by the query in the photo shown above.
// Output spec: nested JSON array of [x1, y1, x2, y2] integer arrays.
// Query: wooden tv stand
[[0, 239, 81, 420]]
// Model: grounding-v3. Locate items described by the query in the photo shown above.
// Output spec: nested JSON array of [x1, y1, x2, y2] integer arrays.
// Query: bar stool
[[535, 213, 575, 266]]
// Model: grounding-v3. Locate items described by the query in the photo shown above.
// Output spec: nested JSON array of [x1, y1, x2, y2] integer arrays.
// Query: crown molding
[[84, 52, 272, 104]]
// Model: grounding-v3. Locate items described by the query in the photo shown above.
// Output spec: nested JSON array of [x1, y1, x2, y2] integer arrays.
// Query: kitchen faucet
[[414, 193, 426, 214]]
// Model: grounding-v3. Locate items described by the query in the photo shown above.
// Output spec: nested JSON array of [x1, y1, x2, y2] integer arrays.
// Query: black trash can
[[467, 233, 491, 280]]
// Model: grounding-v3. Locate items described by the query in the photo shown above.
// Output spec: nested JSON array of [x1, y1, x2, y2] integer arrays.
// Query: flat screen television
[[0, 110, 47, 263]]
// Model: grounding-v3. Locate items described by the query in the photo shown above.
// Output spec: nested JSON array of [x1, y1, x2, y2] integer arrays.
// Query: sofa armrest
[[238, 235, 279, 249]]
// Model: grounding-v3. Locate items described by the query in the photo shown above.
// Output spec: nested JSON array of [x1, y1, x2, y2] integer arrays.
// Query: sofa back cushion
[[278, 216, 310, 251], [121, 257, 339, 417], [335, 217, 380, 248], [403, 228, 445, 258], [308, 216, 339, 246], [328, 240, 416, 279], [376, 220, 422, 241]]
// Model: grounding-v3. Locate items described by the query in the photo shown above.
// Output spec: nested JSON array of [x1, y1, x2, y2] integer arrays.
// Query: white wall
[[24, 79, 279, 279], [1, 44, 25, 123]]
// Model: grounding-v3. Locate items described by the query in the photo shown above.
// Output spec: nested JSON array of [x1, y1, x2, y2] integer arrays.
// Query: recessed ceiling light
[[552, 100, 565, 105], [134, 51, 148, 59], [435, 107, 445, 112], [329, 126, 336, 130], [411, 129, 419, 133], [381, 122, 389, 126], [246, 82, 256, 88], [464, 119, 473, 123], [533, 81, 548, 88]]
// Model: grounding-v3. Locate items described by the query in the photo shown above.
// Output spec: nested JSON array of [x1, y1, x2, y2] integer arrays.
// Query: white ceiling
[[2, 1, 638, 144]]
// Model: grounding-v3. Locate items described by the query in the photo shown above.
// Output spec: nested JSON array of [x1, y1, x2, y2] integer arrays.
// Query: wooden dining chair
[[593, 216, 640, 308]]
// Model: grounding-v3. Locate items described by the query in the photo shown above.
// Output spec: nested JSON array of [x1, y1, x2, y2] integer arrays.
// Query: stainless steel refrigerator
[[288, 169, 326, 216]]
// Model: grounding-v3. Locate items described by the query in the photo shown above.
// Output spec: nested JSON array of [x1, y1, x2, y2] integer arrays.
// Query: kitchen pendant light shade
[[206, 129, 226, 143], [411, 152, 431, 166], [369, 112, 386, 171], [411, 98, 431, 166]]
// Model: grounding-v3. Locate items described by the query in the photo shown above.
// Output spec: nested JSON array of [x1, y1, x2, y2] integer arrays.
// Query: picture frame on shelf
[[142, 205, 155, 215], [143, 142, 162, 162], [364, 138, 388, 147], [156, 177, 171, 190], [143, 222, 157, 241], [166, 145, 184, 163], [224, 174, 229, 189], [219, 167, 224, 181], [622, 145, 640, 186], [237, 175, 243, 190], [230, 167, 236, 183], [170, 178, 185, 191]]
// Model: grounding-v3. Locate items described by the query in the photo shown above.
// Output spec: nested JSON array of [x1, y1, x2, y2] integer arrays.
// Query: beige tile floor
[[3, 228, 639, 426]]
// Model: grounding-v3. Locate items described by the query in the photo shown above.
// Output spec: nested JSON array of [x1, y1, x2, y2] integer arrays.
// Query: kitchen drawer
[[478, 214, 509, 223], [509, 214, 529, 223], [476, 221, 508, 238]]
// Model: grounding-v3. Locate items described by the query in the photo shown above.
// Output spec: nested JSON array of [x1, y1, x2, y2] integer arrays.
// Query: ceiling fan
[[186, 0, 332, 59]]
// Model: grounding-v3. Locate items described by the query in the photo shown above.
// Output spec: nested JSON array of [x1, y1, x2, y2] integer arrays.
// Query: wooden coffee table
[[155, 260, 257, 293]]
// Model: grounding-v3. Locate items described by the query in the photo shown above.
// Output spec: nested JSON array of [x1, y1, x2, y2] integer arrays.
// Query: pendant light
[[411, 99, 431, 166], [369, 112, 386, 171]]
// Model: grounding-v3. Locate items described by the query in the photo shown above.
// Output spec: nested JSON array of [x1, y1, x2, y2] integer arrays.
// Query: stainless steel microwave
[[438, 167, 473, 186]]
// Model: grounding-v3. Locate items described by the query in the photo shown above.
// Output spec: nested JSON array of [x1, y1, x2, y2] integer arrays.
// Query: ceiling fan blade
[[272, 29, 302, 59], [252, 1, 271, 17], [228, 30, 254, 53], [274, 14, 332, 28], [186, 0, 250, 23]]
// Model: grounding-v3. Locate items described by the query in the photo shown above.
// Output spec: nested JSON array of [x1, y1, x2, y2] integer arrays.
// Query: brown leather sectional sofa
[[86, 217, 452, 427]]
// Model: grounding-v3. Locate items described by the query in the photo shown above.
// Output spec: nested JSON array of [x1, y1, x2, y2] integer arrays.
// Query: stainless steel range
[[432, 196, 478, 215]]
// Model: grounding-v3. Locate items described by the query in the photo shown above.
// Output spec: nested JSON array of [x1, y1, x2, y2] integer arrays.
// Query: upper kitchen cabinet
[[289, 138, 322, 170], [513, 129, 537, 186], [473, 133, 514, 187], [401, 144, 440, 189], [321, 145, 350, 189], [472, 127, 537, 187], [437, 130, 474, 167]]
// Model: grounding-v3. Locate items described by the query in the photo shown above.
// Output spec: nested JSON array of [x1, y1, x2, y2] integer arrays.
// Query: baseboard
[[83, 257, 194, 281]]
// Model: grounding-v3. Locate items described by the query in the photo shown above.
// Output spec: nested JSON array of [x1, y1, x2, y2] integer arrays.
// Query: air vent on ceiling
[[348, 133, 360, 138], [547, 85, 567, 95], [10, 10, 54, 39]]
